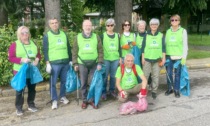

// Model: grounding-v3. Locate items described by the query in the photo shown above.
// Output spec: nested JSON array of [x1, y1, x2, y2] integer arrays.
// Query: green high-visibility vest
[[165, 27, 184, 56], [120, 33, 135, 57], [47, 31, 68, 61], [136, 33, 144, 49], [77, 33, 98, 64], [144, 32, 163, 60], [13, 40, 37, 71], [103, 32, 120, 61]]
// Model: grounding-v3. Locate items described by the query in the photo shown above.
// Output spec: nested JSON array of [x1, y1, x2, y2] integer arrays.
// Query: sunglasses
[[171, 19, 179, 22], [106, 24, 114, 27], [124, 24, 130, 27]]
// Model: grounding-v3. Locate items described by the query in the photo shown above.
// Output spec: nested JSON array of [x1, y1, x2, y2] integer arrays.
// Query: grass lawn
[[188, 34, 210, 46], [187, 49, 210, 59]]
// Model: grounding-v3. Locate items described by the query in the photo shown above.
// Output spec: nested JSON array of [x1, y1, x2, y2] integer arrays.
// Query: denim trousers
[[102, 60, 119, 94], [15, 79, 36, 110], [166, 59, 181, 91], [50, 63, 69, 101], [78, 64, 97, 102]]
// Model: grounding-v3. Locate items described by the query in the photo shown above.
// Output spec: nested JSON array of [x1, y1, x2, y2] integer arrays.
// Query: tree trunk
[[0, 8, 8, 26], [44, 0, 60, 32], [114, 0, 132, 32]]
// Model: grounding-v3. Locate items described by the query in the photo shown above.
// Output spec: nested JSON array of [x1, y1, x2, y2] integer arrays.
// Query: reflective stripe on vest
[[144, 32, 163, 60], [48, 31, 68, 61], [13, 40, 37, 71], [77, 33, 98, 64], [165, 28, 184, 56], [103, 32, 120, 61]]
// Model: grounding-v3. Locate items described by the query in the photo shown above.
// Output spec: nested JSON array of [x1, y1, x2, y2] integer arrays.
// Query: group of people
[[8, 14, 188, 116]]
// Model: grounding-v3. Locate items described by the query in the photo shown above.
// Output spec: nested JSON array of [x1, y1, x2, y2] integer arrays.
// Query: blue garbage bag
[[131, 46, 141, 66], [66, 65, 80, 93], [30, 65, 43, 84], [87, 65, 106, 106], [11, 63, 28, 91], [180, 65, 190, 96]]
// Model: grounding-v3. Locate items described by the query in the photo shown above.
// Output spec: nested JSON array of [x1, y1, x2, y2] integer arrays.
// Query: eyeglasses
[[171, 19, 179, 22], [124, 24, 130, 27], [106, 24, 114, 27], [21, 31, 29, 35]]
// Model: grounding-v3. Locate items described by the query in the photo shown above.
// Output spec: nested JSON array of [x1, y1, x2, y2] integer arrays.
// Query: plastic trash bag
[[119, 95, 148, 115], [87, 65, 106, 106], [131, 46, 141, 66], [30, 65, 43, 84], [66, 65, 80, 93], [11, 63, 28, 91], [180, 65, 190, 96]]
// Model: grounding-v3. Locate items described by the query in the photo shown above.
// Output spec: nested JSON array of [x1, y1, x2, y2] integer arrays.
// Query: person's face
[[123, 21, 131, 32], [106, 23, 114, 32], [138, 23, 146, 33], [20, 28, 29, 41], [170, 17, 180, 26], [83, 20, 92, 35], [49, 19, 59, 32], [124, 56, 134, 68], [150, 24, 158, 32]]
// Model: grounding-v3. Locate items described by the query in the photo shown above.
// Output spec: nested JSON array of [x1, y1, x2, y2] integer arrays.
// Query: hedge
[[0, 25, 76, 86]]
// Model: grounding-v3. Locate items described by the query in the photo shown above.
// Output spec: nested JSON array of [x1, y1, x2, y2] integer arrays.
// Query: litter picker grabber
[[76, 72, 80, 105]]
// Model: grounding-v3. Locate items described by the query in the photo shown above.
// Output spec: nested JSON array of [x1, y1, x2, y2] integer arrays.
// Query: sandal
[[89, 101, 98, 109]]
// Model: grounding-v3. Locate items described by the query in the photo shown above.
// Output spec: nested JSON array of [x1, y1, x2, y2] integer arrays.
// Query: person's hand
[[69, 61, 72, 66], [142, 58, 145, 66], [32, 58, 39, 66], [122, 44, 130, 50], [21, 58, 31, 63], [74, 65, 79, 72], [97, 64, 101, 70], [119, 90, 127, 99], [46, 63, 52, 74], [139, 89, 147, 98], [181, 58, 186, 65]]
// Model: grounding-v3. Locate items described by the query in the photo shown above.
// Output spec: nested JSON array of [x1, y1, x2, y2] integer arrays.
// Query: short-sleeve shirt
[[115, 65, 143, 90]]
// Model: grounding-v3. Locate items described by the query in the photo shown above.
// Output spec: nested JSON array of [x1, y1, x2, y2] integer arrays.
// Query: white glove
[[46, 63, 52, 74], [21, 58, 31, 63], [69, 61, 72, 66]]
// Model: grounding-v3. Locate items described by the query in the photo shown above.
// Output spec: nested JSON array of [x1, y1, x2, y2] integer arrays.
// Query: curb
[[1, 63, 210, 98]]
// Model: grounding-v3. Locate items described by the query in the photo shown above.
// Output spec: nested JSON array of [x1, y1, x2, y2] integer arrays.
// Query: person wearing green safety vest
[[142, 18, 166, 100], [100, 18, 122, 101], [72, 19, 103, 109], [8, 26, 41, 116], [120, 20, 136, 60], [115, 54, 147, 103], [43, 18, 72, 110], [165, 14, 188, 98]]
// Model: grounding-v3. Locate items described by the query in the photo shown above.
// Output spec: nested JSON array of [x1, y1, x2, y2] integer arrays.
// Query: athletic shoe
[[52, 100, 58, 110], [60, 97, 70, 104], [16, 109, 23, 116], [28, 106, 38, 112]]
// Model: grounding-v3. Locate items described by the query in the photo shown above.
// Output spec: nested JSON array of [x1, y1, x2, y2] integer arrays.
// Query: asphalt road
[[0, 68, 210, 126]]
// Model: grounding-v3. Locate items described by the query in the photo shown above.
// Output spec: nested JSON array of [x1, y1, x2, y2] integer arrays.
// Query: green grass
[[188, 34, 210, 46], [187, 49, 210, 59]]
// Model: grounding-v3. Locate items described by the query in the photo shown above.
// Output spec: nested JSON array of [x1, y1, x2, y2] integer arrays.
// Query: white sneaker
[[52, 100, 58, 110], [60, 97, 69, 104]]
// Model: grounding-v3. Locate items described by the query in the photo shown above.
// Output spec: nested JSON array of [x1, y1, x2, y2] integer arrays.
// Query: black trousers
[[15, 79, 36, 110]]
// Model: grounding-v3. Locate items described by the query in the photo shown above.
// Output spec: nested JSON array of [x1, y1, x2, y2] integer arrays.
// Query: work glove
[[122, 44, 130, 50], [21, 58, 31, 63], [139, 89, 147, 98], [119, 90, 128, 99], [69, 61, 72, 66], [181, 58, 186, 65], [46, 63, 52, 74]]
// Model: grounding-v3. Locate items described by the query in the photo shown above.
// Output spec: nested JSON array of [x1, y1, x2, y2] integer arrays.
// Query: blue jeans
[[166, 58, 181, 91], [103, 60, 119, 94], [50, 63, 69, 101]]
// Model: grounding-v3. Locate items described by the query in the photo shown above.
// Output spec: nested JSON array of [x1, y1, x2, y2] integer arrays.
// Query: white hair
[[137, 20, 146, 26], [149, 18, 160, 26], [105, 18, 116, 26]]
